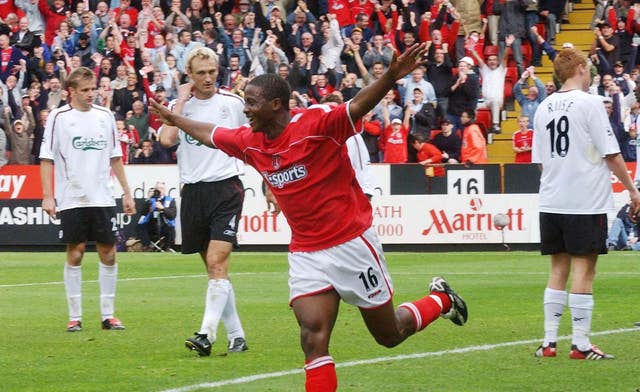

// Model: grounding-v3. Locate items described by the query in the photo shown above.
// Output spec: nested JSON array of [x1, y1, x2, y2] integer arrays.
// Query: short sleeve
[[211, 125, 251, 160]]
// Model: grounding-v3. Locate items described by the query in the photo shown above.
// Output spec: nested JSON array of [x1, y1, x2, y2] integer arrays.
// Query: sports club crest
[[272, 154, 281, 169]]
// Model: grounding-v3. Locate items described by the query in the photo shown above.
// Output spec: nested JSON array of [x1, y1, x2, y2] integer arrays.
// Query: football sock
[[221, 281, 245, 341], [543, 287, 566, 346], [64, 264, 82, 321], [399, 292, 450, 332], [304, 356, 337, 392], [199, 279, 230, 343], [99, 262, 118, 320], [569, 293, 593, 351]]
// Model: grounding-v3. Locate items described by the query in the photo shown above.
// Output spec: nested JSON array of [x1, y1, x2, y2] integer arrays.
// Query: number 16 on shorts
[[447, 170, 485, 195]]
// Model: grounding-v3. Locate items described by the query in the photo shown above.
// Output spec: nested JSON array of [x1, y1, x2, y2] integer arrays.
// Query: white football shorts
[[288, 227, 394, 309]]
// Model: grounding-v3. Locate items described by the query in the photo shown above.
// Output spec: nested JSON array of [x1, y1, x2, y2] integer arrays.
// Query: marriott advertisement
[[0, 163, 634, 246]]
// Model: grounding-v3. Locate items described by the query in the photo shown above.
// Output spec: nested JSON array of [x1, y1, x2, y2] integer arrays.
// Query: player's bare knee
[[66, 243, 86, 265]]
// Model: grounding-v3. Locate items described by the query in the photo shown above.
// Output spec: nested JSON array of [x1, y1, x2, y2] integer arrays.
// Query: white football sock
[[222, 282, 245, 342], [199, 279, 230, 343], [64, 264, 82, 321], [543, 288, 566, 346], [99, 262, 118, 320], [569, 293, 593, 351]]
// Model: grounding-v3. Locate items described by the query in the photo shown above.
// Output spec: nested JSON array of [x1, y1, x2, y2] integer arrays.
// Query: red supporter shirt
[[513, 129, 533, 163], [416, 143, 444, 176], [381, 125, 408, 163], [211, 103, 373, 252]]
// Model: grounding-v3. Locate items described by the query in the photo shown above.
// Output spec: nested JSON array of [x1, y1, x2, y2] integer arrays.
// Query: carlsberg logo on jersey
[[72, 136, 108, 151], [184, 134, 203, 146], [263, 165, 308, 188]]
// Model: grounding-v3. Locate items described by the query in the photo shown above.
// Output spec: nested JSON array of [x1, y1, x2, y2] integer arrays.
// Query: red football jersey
[[513, 129, 533, 163], [212, 103, 373, 252]]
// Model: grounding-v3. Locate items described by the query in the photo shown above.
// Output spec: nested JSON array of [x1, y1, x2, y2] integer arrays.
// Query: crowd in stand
[[0, 0, 638, 170]]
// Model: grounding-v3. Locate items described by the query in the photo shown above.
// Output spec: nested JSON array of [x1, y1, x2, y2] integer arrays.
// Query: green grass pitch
[[1, 251, 639, 391]]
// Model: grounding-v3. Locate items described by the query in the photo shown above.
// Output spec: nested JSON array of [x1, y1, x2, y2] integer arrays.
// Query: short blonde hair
[[553, 48, 587, 85], [66, 66, 95, 89], [185, 46, 219, 74]]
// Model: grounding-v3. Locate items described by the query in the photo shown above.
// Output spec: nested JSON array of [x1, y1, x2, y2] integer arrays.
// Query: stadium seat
[[505, 66, 518, 84], [521, 43, 532, 67], [504, 67, 518, 100], [484, 45, 499, 57], [536, 22, 547, 40], [475, 108, 492, 135]]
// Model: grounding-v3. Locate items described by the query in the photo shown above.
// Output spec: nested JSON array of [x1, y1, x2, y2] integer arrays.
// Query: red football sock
[[304, 356, 337, 392], [399, 292, 451, 332]]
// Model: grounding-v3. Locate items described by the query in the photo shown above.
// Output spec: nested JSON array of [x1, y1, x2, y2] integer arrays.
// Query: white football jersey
[[532, 89, 620, 214], [39, 104, 121, 211], [170, 90, 247, 183]]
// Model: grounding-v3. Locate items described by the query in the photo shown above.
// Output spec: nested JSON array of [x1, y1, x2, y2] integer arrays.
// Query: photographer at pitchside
[[136, 181, 176, 251]]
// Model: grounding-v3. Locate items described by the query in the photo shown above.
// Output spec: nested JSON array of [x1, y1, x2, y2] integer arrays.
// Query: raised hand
[[386, 43, 428, 81]]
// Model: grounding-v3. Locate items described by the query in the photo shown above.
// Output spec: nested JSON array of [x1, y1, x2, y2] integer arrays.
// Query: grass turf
[[0, 251, 639, 391]]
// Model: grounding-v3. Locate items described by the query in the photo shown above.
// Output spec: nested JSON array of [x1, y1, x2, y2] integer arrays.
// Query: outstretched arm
[[349, 43, 427, 121], [150, 97, 217, 147]]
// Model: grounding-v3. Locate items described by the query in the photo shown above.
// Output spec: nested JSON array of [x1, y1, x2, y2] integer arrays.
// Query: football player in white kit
[[159, 47, 250, 356], [532, 48, 640, 359], [40, 67, 136, 332]]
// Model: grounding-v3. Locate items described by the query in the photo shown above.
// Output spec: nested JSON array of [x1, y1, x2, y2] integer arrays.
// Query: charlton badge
[[272, 155, 281, 169]]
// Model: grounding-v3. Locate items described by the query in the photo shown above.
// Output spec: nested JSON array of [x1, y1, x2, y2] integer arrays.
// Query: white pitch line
[[0, 272, 284, 288], [158, 327, 640, 392], [2, 270, 640, 288]]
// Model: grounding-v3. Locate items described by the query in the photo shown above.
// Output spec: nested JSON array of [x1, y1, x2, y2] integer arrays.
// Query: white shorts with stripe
[[288, 227, 394, 309]]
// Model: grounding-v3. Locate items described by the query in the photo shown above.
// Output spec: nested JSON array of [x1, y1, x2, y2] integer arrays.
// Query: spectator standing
[[431, 118, 461, 163], [446, 56, 479, 132], [513, 65, 546, 128], [171, 30, 203, 76], [493, 0, 526, 77], [10, 16, 39, 55], [361, 110, 383, 163], [116, 116, 139, 164], [538, 0, 563, 45], [372, 89, 403, 124], [363, 34, 393, 71], [39, 77, 68, 111], [410, 133, 445, 177], [127, 100, 150, 140], [426, 44, 454, 117], [460, 110, 488, 164], [38, 0, 68, 47], [0, 122, 6, 167], [0, 34, 26, 83], [2, 106, 34, 164], [404, 87, 438, 140], [591, 21, 620, 71], [39, 67, 136, 333], [30, 108, 48, 164], [512, 115, 533, 163], [112, 70, 145, 119], [380, 117, 409, 163], [131, 139, 162, 163], [605, 93, 635, 162], [452, 0, 483, 61], [472, 34, 512, 135], [15, 0, 45, 38], [400, 67, 436, 107]]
